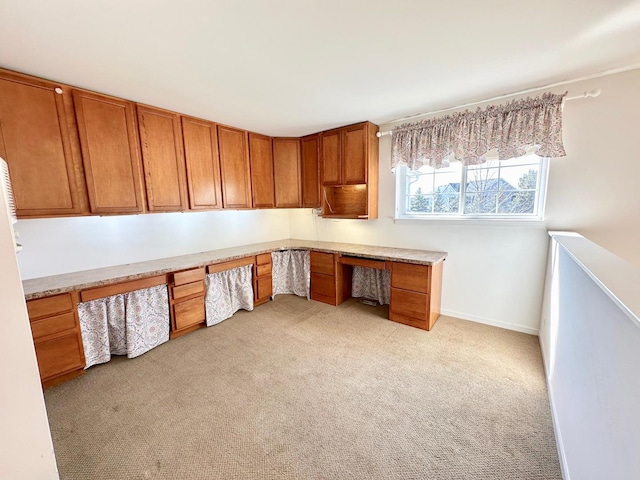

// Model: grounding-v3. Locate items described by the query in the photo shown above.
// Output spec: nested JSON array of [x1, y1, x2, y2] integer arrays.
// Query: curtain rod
[[376, 88, 601, 138]]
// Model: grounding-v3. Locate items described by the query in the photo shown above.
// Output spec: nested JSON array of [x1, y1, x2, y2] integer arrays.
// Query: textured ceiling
[[1, 0, 639, 136]]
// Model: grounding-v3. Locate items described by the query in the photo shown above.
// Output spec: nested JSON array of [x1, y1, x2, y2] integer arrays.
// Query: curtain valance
[[391, 92, 567, 170]]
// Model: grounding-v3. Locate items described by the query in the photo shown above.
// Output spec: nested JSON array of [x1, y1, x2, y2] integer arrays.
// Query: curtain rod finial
[[587, 89, 602, 98]]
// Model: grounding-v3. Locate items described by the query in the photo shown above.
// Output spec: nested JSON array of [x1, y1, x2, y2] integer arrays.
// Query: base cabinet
[[27, 292, 85, 388], [169, 267, 206, 338], [389, 261, 443, 331], [310, 251, 351, 306], [254, 253, 273, 306]]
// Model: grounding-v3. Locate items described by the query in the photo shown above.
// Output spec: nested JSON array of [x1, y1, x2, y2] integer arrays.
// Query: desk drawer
[[34, 333, 85, 381], [31, 312, 77, 339], [391, 262, 430, 293], [172, 281, 204, 300], [256, 253, 271, 265], [255, 263, 271, 277], [390, 288, 428, 320], [27, 293, 73, 320], [310, 272, 336, 305], [208, 257, 254, 274], [310, 251, 334, 275], [173, 296, 205, 330], [173, 267, 205, 286]]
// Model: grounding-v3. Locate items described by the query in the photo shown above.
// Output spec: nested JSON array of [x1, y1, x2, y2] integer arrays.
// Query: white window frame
[[395, 156, 549, 222]]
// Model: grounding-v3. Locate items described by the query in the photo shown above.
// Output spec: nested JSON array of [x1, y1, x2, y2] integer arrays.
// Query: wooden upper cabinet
[[248, 133, 275, 208], [181, 116, 223, 210], [273, 137, 302, 208], [217, 125, 252, 209], [0, 71, 87, 217], [72, 90, 146, 214], [319, 121, 379, 219], [137, 105, 188, 212], [320, 129, 341, 185], [301, 134, 320, 208], [342, 123, 367, 184]]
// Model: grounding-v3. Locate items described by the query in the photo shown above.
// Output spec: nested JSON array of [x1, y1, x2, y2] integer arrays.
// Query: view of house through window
[[396, 153, 547, 219]]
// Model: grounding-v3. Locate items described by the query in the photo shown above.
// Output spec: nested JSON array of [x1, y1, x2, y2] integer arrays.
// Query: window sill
[[393, 216, 548, 227]]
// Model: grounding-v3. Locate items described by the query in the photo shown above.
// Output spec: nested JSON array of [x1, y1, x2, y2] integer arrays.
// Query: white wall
[[539, 234, 640, 480], [545, 68, 640, 266], [291, 67, 640, 334], [290, 197, 549, 335], [0, 190, 59, 478], [17, 209, 291, 279]]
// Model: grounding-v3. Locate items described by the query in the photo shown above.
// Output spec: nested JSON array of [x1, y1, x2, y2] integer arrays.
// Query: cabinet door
[[273, 137, 302, 208], [137, 105, 188, 211], [310, 273, 337, 305], [255, 275, 272, 304], [301, 134, 320, 208], [0, 73, 85, 216], [320, 128, 341, 185], [34, 332, 86, 381], [342, 123, 367, 184], [173, 296, 205, 330], [248, 133, 275, 208], [73, 90, 146, 213], [217, 125, 252, 209], [181, 116, 223, 210]]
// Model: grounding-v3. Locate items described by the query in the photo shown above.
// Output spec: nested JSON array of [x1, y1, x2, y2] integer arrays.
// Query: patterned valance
[[391, 92, 567, 170]]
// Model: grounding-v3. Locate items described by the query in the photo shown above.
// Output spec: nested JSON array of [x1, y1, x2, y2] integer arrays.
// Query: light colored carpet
[[44, 295, 561, 479]]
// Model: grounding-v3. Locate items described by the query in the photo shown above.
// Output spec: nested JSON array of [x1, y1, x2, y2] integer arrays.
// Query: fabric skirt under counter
[[77, 284, 170, 369]]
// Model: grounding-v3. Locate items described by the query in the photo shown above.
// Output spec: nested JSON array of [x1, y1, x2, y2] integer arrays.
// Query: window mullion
[[495, 161, 501, 214], [459, 165, 467, 215]]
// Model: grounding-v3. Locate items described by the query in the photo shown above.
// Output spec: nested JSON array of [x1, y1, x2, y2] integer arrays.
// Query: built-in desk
[[309, 250, 445, 331], [23, 240, 447, 387]]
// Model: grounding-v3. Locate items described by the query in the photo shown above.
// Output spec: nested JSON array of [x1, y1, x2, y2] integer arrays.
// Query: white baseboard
[[440, 309, 539, 335], [539, 336, 570, 480]]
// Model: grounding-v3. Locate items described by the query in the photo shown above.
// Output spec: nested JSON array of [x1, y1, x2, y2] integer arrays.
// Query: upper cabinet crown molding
[[72, 89, 146, 214], [0, 70, 88, 217], [136, 104, 189, 212], [217, 125, 252, 209], [181, 115, 223, 210]]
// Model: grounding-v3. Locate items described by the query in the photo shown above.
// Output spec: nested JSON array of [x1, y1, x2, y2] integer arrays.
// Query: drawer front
[[27, 293, 73, 320], [390, 288, 428, 320], [256, 253, 272, 265], [311, 272, 336, 300], [391, 262, 430, 293], [208, 256, 254, 274], [31, 312, 77, 339], [256, 263, 271, 277], [172, 281, 204, 300], [339, 256, 387, 270], [173, 267, 206, 286], [256, 275, 272, 301], [81, 275, 167, 302], [310, 251, 334, 275], [174, 297, 205, 330], [34, 333, 85, 381]]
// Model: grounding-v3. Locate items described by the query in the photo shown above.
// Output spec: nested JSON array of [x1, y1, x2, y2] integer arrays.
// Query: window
[[396, 154, 548, 220]]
